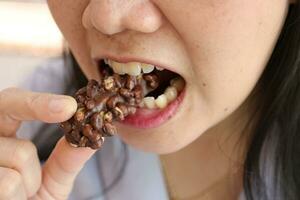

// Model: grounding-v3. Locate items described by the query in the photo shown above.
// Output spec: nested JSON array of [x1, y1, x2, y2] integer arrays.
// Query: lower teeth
[[142, 77, 185, 109], [155, 94, 168, 109], [143, 97, 157, 109], [165, 86, 178, 102], [102, 60, 185, 110]]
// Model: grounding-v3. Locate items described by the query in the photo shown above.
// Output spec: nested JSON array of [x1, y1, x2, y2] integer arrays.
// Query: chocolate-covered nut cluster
[[60, 72, 159, 149]]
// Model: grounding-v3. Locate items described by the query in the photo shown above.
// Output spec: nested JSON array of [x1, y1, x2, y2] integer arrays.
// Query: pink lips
[[121, 89, 186, 129]]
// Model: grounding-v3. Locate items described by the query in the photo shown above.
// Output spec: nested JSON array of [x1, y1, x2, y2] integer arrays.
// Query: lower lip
[[121, 89, 186, 129]]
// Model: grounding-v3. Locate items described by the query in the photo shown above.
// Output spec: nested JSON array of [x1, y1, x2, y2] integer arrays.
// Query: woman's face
[[48, 0, 291, 154]]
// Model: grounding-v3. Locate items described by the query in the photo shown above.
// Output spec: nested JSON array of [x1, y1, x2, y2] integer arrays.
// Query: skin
[[45, 0, 295, 199], [47, 0, 291, 154], [0, 0, 296, 199]]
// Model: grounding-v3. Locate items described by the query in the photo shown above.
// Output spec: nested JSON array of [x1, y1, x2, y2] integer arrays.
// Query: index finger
[[0, 87, 77, 123], [36, 137, 96, 200]]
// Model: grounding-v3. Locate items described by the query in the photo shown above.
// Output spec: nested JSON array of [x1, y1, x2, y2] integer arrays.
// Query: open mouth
[[98, 59, 185, 108], [97, 58, 186, 128]]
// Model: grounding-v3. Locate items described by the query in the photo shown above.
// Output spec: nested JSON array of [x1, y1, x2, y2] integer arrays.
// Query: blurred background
[[0, 0, 63, 90]]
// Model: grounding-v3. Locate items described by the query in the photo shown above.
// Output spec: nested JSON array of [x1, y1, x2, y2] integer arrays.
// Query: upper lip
[[93, 54, 180, 75]]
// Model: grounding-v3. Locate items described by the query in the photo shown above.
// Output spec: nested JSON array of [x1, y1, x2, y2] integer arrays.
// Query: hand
[[0, 87, 96, 200]]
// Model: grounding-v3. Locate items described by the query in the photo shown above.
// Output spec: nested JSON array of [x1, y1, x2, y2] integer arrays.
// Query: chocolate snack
[[60, 72, 159, 149]]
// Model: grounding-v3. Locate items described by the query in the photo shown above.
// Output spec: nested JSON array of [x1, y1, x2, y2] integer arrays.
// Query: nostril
[[124, 12, 162, 33], [82, 0, 163, 35], [123, 2, 163, 33], [92, 17, 125, 35]]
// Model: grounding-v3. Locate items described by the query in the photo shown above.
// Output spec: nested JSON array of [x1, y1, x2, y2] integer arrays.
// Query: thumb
[[35, 137, 96, 200]]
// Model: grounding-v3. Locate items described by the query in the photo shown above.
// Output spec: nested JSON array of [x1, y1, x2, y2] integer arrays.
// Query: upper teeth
[[155, 66, 164, 71], [141, 63, 155, 73], [104, 58, 185, 110], [105, 59, 162, 76]]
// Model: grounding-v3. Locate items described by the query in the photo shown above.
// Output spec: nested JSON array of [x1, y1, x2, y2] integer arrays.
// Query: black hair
[[34, 2, 300, 199], [243, 3, 300, 200]]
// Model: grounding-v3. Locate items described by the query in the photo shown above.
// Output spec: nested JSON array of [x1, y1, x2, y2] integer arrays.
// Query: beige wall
[[0, 1, 63, 90]]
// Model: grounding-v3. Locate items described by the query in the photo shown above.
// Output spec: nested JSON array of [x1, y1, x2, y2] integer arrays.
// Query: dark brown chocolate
[[60, 72, 159, 149]]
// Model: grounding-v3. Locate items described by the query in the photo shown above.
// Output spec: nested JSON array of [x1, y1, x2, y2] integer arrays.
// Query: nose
[[82, 0, 163, 35]]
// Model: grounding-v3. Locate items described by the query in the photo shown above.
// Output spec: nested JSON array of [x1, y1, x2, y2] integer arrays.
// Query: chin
[[115, 125, 201, 154]]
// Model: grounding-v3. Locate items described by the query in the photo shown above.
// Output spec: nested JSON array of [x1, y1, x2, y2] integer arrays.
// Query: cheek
[[47, 0, 98, 79], [196, 1, 288, 118], [47, 0, 87, 46], [159, 0, 288, 115]]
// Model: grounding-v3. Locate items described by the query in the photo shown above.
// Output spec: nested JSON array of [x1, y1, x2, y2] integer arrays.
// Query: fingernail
[[49, 97, 69, 113]]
